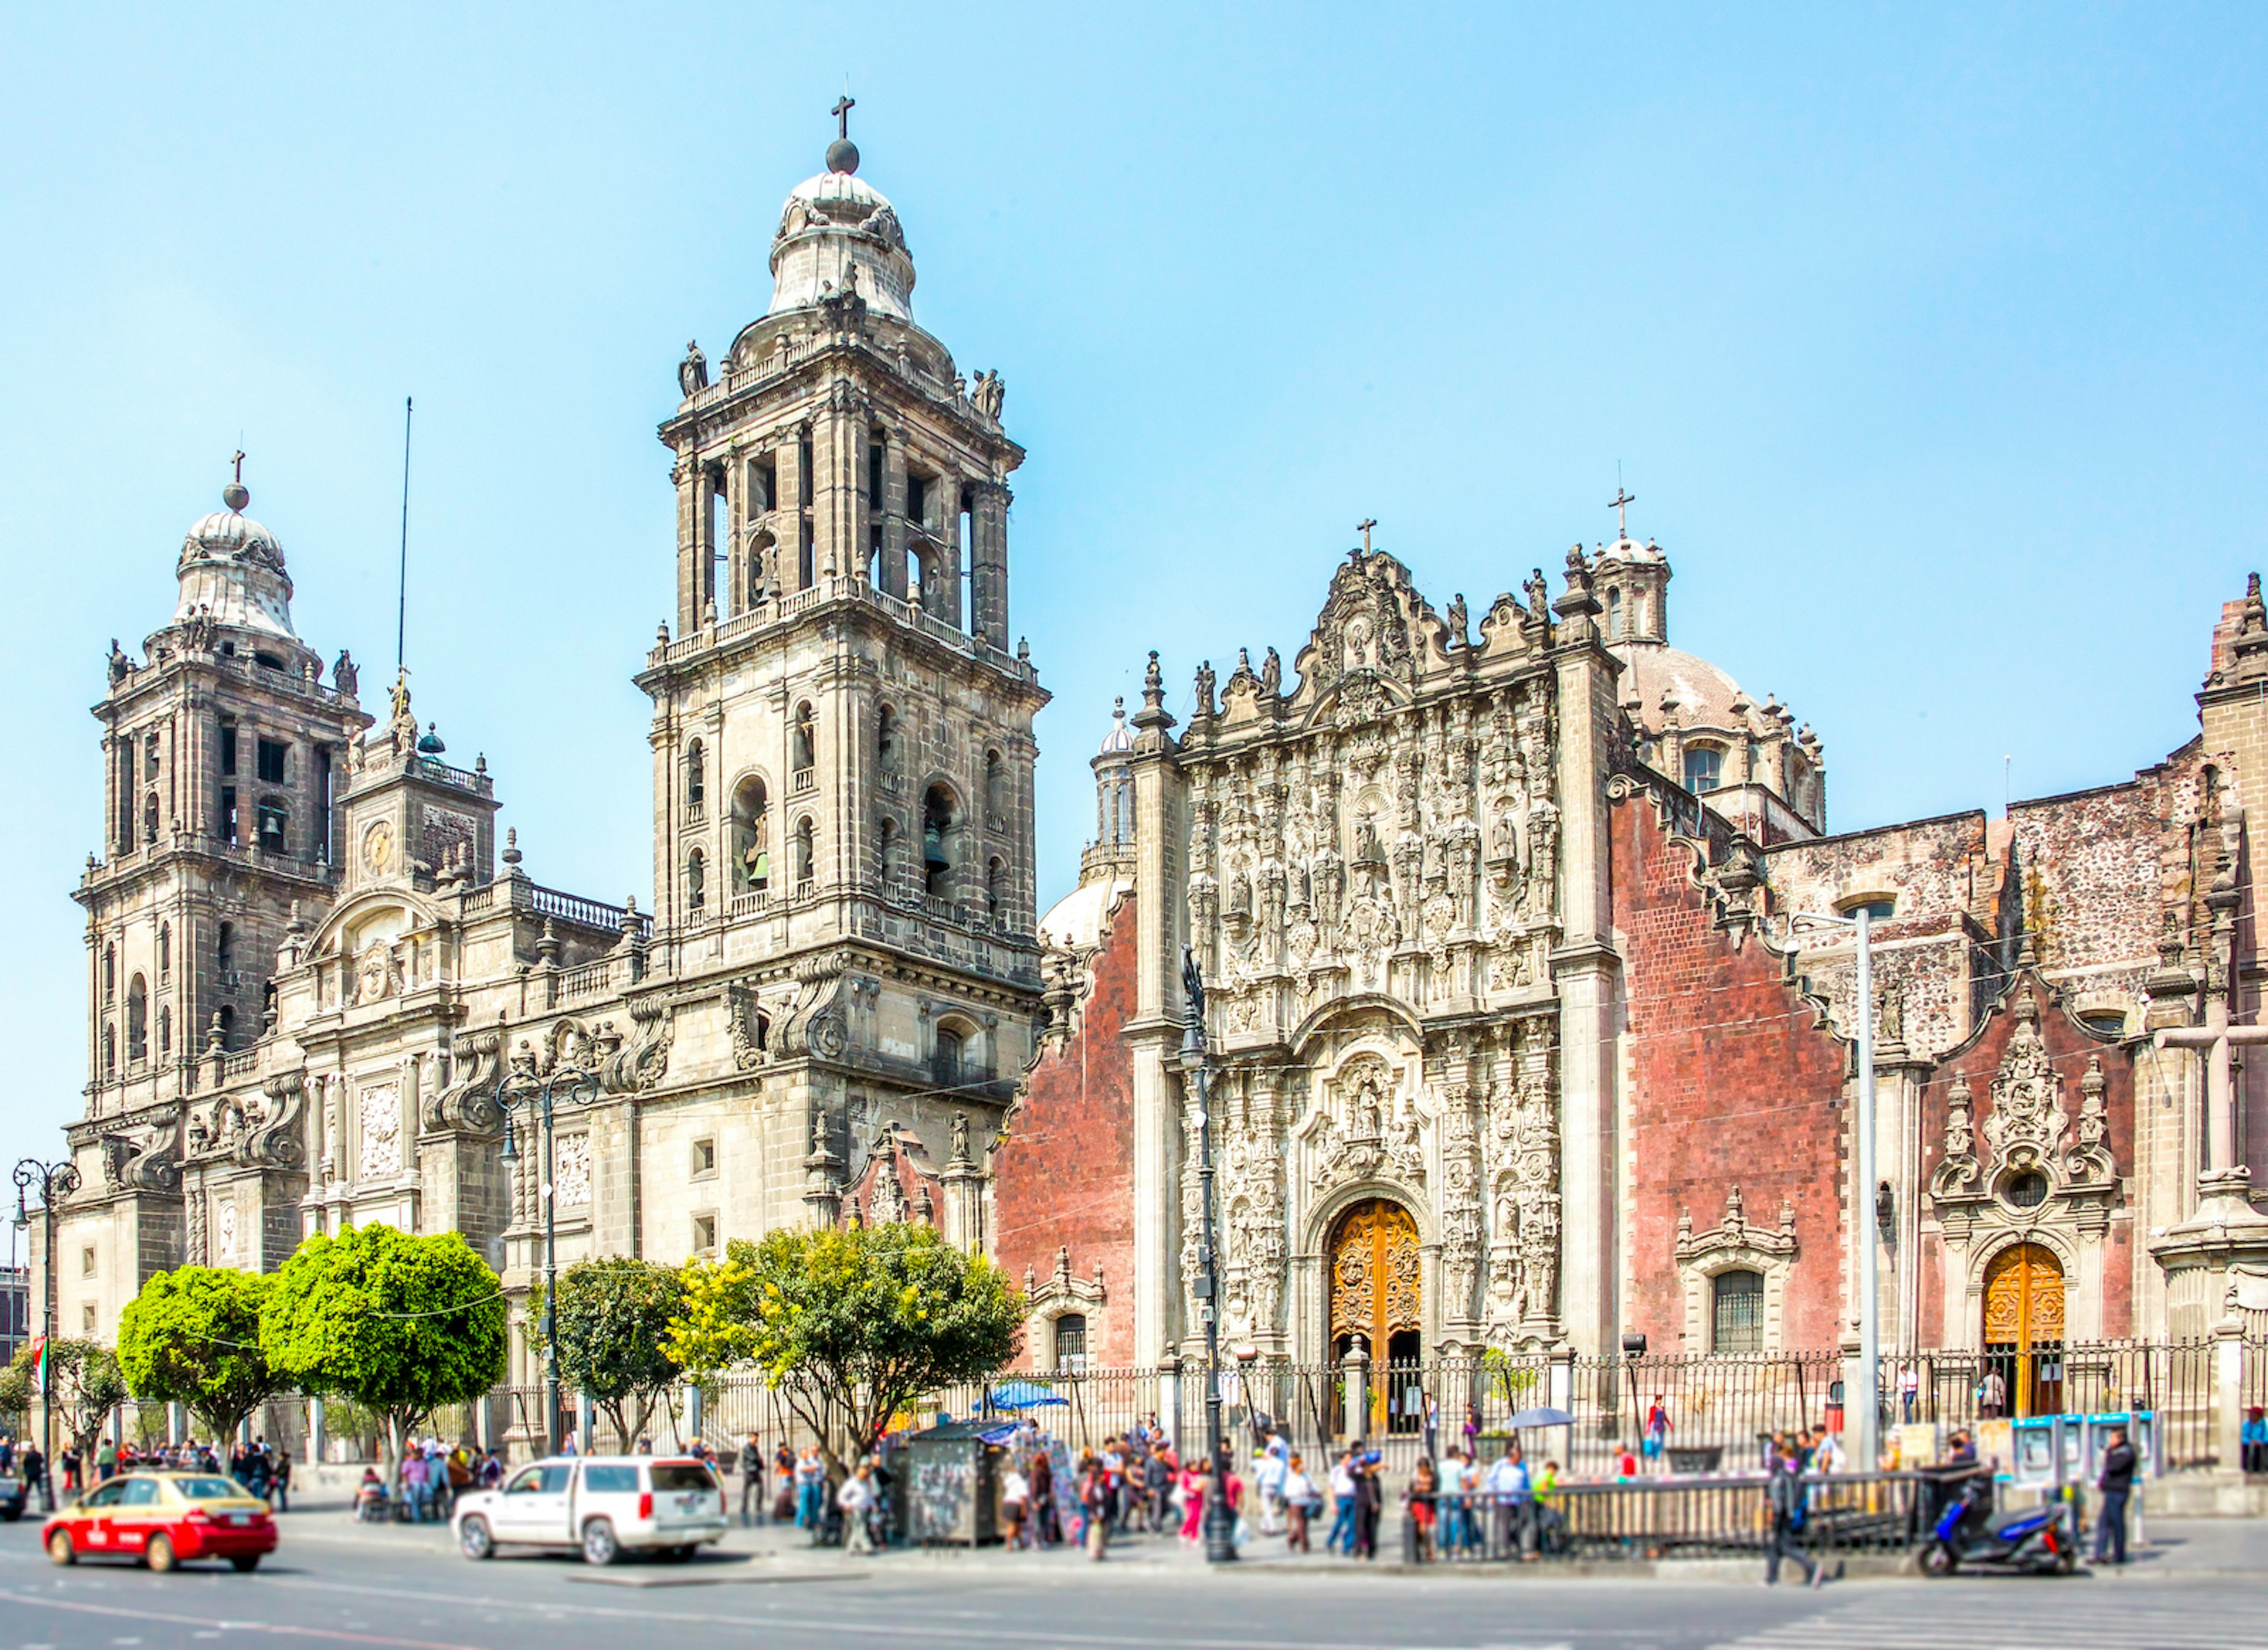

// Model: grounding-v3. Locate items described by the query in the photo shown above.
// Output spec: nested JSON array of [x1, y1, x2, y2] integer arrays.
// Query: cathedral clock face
[[362, 820, 394, 875]]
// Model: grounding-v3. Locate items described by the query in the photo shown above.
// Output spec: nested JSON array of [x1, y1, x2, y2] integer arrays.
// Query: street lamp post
[[1793, 905, 1881, 1473], [1180, 949, 1237, 1564], [13, 1157, 80, 1512], [496, 1067, 600, 1458]]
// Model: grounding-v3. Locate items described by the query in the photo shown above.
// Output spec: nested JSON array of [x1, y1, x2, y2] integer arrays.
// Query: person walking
[[1643, 1394, 1672, 1468], [1282, 1453, 1319, 1553], [1178, 1456, 1208, 1543], [1898, 1364, 1921, 1424], [1001, 1459, 1030, 1548], [2091, 1426, 2139, 1567], [1326, 1449, 1357, 1554], [1080, 1456, 1112, 1560], [2242, 1407, 2268, 1475], [738, 1432, 765, 1527], [1764, 1442, 1824, 1588], [1977, 1367, 2008, 1420], [1351, 1452, 1383, 1560], [838, 1460, 878, 1556], [272, 1450, 292, 1513], [19, 1440, 45, 1514]]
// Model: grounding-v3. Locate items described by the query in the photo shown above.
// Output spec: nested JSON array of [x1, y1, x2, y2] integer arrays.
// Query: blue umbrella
[[1507, 1406, 1575, 1429], [987, 1380, 1071, 1409]]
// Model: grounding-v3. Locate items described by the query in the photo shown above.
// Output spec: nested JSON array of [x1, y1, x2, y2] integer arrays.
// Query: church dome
[[766, 146, 916, 322], [1614, 643, 1750, 733], [1097, 697, 1134, 756], [172, 481, 303, 646]]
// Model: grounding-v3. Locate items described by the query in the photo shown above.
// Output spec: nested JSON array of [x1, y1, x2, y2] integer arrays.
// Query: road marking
[[0, 1590, 488, 1650]]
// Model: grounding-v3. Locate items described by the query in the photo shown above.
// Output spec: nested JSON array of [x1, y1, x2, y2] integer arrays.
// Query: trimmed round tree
[[541, 1256, 687, 1451], [668, 1222, 1021, 1476], [118, 1266, 284, 1447], [259, 1224, 506, 1478]]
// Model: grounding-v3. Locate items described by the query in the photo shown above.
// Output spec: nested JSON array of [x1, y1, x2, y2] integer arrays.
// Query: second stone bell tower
[[636, 109, 1048, 1232]]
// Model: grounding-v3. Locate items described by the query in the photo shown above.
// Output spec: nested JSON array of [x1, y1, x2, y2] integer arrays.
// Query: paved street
[[0, 1508, 2261, 1650]]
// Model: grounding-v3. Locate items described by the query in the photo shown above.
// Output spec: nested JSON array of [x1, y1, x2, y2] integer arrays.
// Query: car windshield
[[171, 1476, 242, 1501], [650, 1463, 717, 1492]]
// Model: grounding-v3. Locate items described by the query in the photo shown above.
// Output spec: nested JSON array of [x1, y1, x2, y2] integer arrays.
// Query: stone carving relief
[[214, 1195, 238, 1264], [555, 1131, 592, 1209], [1304, 1054, 1425, 1194], [358, 1083, 403, 1180], [1482, 1022, 1561, 1345], [1981, 992, 2067, 1179], [1930, 1071, 1982, 1202], [2064, 1055, 2116, 1187], [430, 1028, 506, 1133]]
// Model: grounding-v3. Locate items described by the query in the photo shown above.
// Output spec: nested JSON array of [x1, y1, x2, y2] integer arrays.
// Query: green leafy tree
[[0, 1339, 129, 1466], [259, 1224, 505, 1481], [667, 1222, 1021, 1475], [537, 1257, 687, 1451], [118, 1267, 285, 1446]]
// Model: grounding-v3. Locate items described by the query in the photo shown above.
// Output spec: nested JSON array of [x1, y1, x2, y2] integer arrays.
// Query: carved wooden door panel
[[1329, 1199, 1422, 1356], [1982, 1242, 2065, 1416]]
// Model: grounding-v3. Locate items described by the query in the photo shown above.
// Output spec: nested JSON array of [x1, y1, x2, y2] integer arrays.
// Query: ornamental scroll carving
[[1981, 992, 2067, 1176], [1306, 1055, 1424, 1192], [430, 1028, 506, 1133]]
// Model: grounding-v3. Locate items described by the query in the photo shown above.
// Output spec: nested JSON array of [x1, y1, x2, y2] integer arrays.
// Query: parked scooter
[[1922, 1473, 2077, 1576]]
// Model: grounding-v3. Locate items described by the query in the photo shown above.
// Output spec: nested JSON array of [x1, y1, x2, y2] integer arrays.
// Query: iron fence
[[1414, 1470, 1935, 1564], [1881, 1339, 2219, 1468]]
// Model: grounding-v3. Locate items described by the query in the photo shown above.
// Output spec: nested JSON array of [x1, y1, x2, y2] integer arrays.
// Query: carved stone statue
[[1195, 661, 1217, 719], [1261, 646, 1282, 697], [972, 370, 1006, 420], [1446, 593, 1469, 648], [1524, 568, 1551, 623], [106, 640, 132, 686], [678, 340, 709, 397]]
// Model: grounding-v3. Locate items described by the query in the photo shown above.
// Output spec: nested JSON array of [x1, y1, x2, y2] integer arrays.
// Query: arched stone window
[[685, 739, 706, 811], [934, 1025, 965, 1088], [986, 856, 1005, 922], [1606, 586, 1623, 640], [216, 922, 234, 976], [877, 816, 898, 885], [1683, 744, 1723, 795], [102, 1023, 116, 1076], [1053, 1313, 1089, 1372], [793, 703, 816, 781], [922, 783, 960, 898], [985, 748, 1006, 818], [158, 923, 171, 980], [794, 817, 816, 889], [217, 1005, 236, 1050], [126, 974, 148, 1064], [143, 791, 159, 844], [877, 705, 900, 772], [103, 944, 116, 1002], [158, 1004, 172, 1058], [732, 777, 770, 891], [686, 848, 706, 913]]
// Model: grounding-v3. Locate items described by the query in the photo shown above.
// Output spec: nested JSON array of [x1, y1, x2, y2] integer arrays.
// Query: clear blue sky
[[4, 4, 2263, 1184]]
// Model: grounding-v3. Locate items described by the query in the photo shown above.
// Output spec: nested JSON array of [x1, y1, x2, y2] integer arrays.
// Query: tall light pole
[[14, 1157, 80, 1511], [496, 1067, 599, 1457], [1180, 949, 1237, 1564], [1794, 906, 1879, 1473]]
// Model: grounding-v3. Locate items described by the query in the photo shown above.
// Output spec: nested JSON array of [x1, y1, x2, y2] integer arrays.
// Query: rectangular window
[[82, 1305, 96, 1333], [314, 748, 333, 863], [906, 474, 928, 527], [220, 786, 239, 846], [219, 723, 237, 777], [258, 801, 289, 856], [692, 1213, 718, 1254], [1682, 746, 1723, 795], [798, 438, 813, 504], [80, 1246, 96, 1278], [256, 739, 287, 783], [1054, 1313, 1088, 1372], [691, 1138, 717, 1178], [1712, 1270, 1765, 1352]]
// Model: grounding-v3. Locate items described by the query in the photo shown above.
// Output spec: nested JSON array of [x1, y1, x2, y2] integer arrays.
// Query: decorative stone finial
[[827, 94, 859, 174], [223, 449, 249, 514]]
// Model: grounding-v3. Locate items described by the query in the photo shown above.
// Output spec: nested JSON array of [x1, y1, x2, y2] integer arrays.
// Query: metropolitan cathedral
[[52, 125, 2268, 1406]]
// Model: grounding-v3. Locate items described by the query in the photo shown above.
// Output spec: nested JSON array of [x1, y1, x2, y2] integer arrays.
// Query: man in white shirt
[[838, 1460, 878, 1554], [1483, 1441, 1534, 1558]]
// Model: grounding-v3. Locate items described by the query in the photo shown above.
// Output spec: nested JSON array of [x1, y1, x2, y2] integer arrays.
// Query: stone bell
[[923, 824, 950, 873]]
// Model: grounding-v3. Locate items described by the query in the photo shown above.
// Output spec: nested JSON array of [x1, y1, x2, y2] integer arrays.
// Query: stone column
[[1550, 555, 1621, 1356], [881, 429, 910, 601], [969, 482, 1011, 649], [1127, 670, 1185, 1364], [936, 471, 964, 629], [673, 453, 701, 633], [1343, 1344, 1370, 1444]]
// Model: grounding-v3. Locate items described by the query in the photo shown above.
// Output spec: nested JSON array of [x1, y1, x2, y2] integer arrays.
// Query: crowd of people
[[0, 1430, 296, 1513], [354, 1440, 504, 1522]]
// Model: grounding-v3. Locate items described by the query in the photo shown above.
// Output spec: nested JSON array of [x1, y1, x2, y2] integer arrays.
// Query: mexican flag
[[25, 1336, 47, 1386]]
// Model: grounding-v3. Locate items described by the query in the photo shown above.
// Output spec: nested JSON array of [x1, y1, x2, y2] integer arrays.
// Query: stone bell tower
[[60, 465, 370, 1325], [635, 108, 1048, 1228]]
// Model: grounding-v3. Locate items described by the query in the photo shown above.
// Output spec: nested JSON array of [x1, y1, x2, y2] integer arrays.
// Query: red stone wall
[[1614, 792, 1852, 1352], [990, 894, 1141, 1369]]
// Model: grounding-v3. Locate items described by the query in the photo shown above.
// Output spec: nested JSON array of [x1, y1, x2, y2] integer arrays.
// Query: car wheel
[[1922, 1541, 1957, 1577], [230, 1554, 262, 1573], [146, 1534, 178, 1573], [459, 1515, 495, 1561], [4, 1505, 24, 1523], [46, 1530, 76, 1567], [581, 1518, 620, 1567]]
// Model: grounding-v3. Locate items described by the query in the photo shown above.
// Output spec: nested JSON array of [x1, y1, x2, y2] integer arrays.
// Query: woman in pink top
[[1178, 1460, 1208, 1541]]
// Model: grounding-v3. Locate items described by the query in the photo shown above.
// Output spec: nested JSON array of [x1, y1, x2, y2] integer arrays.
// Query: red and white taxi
[[44, 1472, 278, 1571]]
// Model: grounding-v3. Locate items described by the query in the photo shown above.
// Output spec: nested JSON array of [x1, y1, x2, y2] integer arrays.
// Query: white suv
[[453, 1456, 727, 1565]]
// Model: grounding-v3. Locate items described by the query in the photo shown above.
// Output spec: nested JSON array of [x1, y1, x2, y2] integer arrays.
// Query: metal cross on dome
[[232, 449, 246, 484], [1357, 517, 1377, 555], [1609, 484, 1637, 540], [833, 95, 855, 139]]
